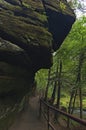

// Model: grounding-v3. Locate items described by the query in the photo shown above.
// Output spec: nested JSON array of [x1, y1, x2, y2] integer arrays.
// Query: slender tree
[[45, 69, 51, 101], [56, 60, 62, 109], [50, 66, 58, 105]]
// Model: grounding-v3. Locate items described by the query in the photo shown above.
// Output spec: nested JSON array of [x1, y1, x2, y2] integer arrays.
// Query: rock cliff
[[0, 0, 75, 129]]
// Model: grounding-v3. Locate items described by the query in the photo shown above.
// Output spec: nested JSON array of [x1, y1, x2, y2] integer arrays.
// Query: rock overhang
[[0, 0, 76, 71], [42, 0, 76, 50]]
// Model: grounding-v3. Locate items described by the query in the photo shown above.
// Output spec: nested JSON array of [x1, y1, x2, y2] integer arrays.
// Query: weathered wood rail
[[39, 98, 86, 130]]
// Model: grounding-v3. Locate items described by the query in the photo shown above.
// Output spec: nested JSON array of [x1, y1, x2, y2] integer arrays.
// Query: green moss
[[60, 1, 66, 11], [37, 13, 47, 22], [0, 0, 53, 54], [0, 11, 52, 50], [23, 0, 44, 11], [22, 2, 32, 8]]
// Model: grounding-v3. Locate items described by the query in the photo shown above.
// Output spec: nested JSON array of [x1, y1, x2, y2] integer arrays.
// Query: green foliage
[[56, 16, 86, 93], [36, 16, 86, 109], [35, 69, 48, 91]]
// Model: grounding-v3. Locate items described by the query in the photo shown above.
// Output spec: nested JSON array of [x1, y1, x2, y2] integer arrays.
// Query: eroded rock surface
[[0, 0, 75, 129]]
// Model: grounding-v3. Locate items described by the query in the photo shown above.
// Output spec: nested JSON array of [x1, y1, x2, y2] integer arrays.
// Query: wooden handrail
[[40, 98, 86, 130]]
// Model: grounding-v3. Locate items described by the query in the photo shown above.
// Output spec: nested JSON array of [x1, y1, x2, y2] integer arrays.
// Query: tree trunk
[[54, 60, 62, 121], [45, 69, 51, 101], [71, 90, 77, 114], [50, 81, 57, 105], [56, 60, 62, 109], [50, 66, 58, 105], [67, 51, 85, 127], [76, 52, 84, 118], [79, 87, 83, 118], [67, 90, 75, 127]]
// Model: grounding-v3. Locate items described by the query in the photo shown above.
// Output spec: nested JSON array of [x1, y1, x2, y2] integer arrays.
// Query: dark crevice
[[4, 0, 20, 6]]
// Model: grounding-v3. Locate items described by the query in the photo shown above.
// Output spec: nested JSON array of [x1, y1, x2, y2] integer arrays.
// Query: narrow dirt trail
[[9, 96, 47, 130], [9, 96, 85, 130]]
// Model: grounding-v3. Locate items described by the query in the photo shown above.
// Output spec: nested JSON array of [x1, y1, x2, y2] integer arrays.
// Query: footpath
[[9, 96, 86, 130], [9, 96, 47, 130]]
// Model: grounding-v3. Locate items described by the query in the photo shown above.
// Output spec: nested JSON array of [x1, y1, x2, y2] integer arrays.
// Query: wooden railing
[[39, 98, 86, 130]]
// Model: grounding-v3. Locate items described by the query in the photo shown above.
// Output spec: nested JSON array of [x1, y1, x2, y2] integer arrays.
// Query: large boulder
[[0, 0, 75, 129]]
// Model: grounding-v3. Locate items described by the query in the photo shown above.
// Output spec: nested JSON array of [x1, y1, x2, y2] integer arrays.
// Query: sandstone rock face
[[0, 0, 75, 129]]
